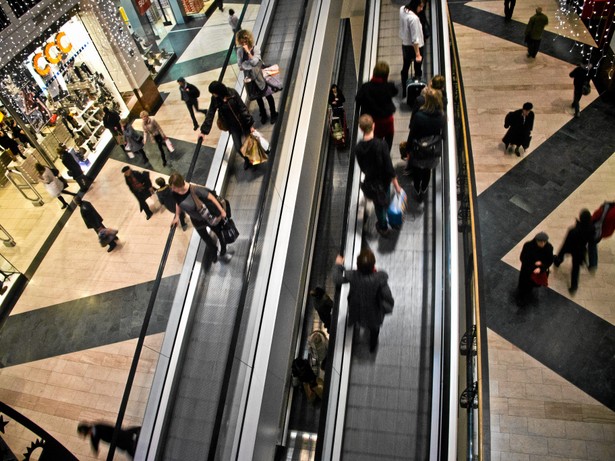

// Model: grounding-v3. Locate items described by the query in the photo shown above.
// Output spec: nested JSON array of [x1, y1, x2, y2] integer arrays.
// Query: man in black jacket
[[178, 77, 207, 130], [503, 102, 534, 157], [122, 166, 153, 219], [58, 146, 91, 191]]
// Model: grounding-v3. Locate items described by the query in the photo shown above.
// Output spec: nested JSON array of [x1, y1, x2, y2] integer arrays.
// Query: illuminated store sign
[[31, 32, 73, 76]]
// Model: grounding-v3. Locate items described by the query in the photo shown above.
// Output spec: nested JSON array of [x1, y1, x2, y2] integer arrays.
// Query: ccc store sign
[[32, 32, 73, 76]]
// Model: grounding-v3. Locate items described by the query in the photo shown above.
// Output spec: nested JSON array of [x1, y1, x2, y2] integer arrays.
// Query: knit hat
[[535, 232, 549, 242]]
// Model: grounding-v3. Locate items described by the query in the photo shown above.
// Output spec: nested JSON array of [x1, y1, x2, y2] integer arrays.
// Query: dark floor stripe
[[478, 97, 615, 410], [0, 275, 179, 367]]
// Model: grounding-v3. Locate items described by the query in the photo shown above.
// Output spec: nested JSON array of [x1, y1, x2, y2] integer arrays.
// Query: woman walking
[[199, 81, 256, 169], [140, 110, 170, 166], [34, 162, 76, 209], [332, 249, 394, 352], [236, 29, 278, 125], [120, 118, 149, 164]]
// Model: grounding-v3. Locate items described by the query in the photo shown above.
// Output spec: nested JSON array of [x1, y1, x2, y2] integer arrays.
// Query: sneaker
[[518, 146, 525, 156], [506, 144, 513, 154]]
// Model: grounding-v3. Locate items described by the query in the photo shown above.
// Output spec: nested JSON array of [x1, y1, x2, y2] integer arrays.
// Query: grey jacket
[[332, 264, 394, 328], [237, 45, 267, 91]]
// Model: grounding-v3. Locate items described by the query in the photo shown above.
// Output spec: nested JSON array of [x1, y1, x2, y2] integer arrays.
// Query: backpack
[[410, 134, 443, 169], [593, 202, 614, 242]]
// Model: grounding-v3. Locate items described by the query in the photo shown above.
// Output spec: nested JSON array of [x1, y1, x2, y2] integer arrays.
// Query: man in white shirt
[[399, 0, 425, 97]]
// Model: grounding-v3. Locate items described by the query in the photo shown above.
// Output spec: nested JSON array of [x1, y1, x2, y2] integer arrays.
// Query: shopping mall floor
[[0, 1, 614, 460]]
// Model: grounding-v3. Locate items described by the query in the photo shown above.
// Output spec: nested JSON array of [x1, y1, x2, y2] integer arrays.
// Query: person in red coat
[[588, 201, 615, 271]]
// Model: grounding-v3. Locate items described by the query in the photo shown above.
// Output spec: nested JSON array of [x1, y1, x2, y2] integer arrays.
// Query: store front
[[0, 13, 128, 184]]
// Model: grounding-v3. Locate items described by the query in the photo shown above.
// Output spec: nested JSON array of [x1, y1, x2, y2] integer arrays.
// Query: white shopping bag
[[252, 130, 270, 152]]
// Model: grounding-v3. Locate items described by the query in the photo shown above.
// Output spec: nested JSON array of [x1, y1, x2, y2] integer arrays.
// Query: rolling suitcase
[[406, 79, 427, 107]]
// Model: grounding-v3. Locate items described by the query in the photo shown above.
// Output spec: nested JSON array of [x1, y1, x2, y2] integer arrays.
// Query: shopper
[[57, 145, 91, 191], [121, 166, 153, 220], [177, 77, 206, 131], [34, 162, 76, 209], [120, 118, 149, 164], [332, 250, 394, 352], [504, 0, 516, 20], [102, 107, 123, 146], [77, 422, 140, 458], [169, 173, 232, 262], [228, 8, 239, 33], [399, 0, 425, 96], [140, 111, 170, 167], [155, 177, 187, 230], [525, 7, 549, 58], [0, 130, 26, 161], [236, 29, 278, 125], [199, 81, 255, 169], [588, 201, 615, 271], [405, 87, 445, 201], [355, 61, 398, 151], [517, 232, 554, 306], [553, 209, 594, 294], [74, 197, 118, 252], [502, 102, 534, 157], [570, 63, 591, 118], [355, 114, 402, 236], [412, 74, 446, 115], [8, 118, 33, 148]]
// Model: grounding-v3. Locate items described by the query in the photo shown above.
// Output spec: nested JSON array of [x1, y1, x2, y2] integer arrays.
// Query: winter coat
[[503, 109, 534, 148], [356, 79, 397, 120], [123, 124, 144, 152], [61, 149, 83, 178], [200, 88, 254, 136], [332, 263, 394, 329], [39, 167, 64, 198], [79, 200, 104, 230]]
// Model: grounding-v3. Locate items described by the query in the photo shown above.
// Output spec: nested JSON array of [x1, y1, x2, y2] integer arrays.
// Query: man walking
[[399, 0, 425, 97], [177, 77, 207, 130], [354, 114, 401, 236], [504, 0, 516, 20], [503, 102, 534, 157], [122, 166, 153, 220], [58, 146, 91, 191], [525, 7, 548, 58], [569, 63, 591, 118]]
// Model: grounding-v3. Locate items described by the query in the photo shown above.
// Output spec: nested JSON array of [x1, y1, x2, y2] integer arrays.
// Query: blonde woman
[[140, 111, 169, 167], [236, 29, 278, 125]]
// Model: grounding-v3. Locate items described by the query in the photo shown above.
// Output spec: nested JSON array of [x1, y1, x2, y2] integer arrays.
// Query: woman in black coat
[[332, 249, 394, 352], [406, 87, 445, 201], [517, 232, 554, 305], [503, 102, 534, 156], [355, 61, 398, 151], [554, 209, 594, 293], [199, 81, 255, 169]]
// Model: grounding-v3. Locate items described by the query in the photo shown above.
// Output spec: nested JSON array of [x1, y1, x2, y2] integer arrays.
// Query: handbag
[[360, 181, 389, 207], [531, 270, 549, 287], [145, 193, 161, 212], [216, 116, 228, 132], [189, 186, 221, 226], [164, 138, 175, 152], [582, 81, 591, 96], [220, 218, 239, 244], [262, 64, 280, 77], [410, 134, 442, 169], [264, 74, 283, 92], [241, 134, 269, 165]]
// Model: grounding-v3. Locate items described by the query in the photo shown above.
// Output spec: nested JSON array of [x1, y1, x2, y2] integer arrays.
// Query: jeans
[[373, 185, 391, 230]]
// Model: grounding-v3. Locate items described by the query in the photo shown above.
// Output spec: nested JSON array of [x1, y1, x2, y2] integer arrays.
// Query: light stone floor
[[457, 0, 615, 460]]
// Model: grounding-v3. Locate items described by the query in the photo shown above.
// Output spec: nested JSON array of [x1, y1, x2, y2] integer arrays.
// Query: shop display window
[[0, 15, 127, 177]]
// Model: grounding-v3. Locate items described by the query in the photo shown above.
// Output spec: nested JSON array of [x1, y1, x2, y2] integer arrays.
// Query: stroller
[[328, 105, 348, 148]]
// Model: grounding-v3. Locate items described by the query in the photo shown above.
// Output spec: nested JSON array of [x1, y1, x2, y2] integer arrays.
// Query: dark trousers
[[504, 0, 516, 19], [369, 327, 380, 351], [572, 87, 583, 115], [193, 201, 232, 255], [136, 192, 152, 218], [256, 94, 277, 118], [134, 148, 149, 163], [75, 174, 92, 191], [401, 45, 423, 93], [153, 134, 168, 165], [373, 185, 391, 231], [557, 249, 584, 290], [229, 128, 245, 157], [527, 38, 541, 57], [186, 100, 206, 128], [411, 167, 431, 193], [588, 239, 598, 269]]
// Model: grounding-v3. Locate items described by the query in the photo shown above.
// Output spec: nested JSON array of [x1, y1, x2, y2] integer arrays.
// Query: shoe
[[568, 286, 577, 295], [146, 214, 152, 220], [219, 248, 227, 257], [574, 112, 580, 118], [193, 125, 199, 131], [198, 109, 208, 115], [0, 286, 7, 296], [61, 203, 67, 209], [244, 159, 252, 170], [181, 223, 188, 231], [260, 114, 268, 125], [270, 112, 278, 124], [553, 256, 562, 267], [515, 147, 520, 157], [163, 161, 168, 167], [376, 227, 390, 237], [107, 242, 117, 252]]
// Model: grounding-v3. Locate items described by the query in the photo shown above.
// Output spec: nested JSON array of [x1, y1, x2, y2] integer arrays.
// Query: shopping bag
[[241, 134, 269, 166], [221, 217, 239, 244], [387, 189, 407, 228], [164, 138, 175, 152], [145, 192, 161, 213], [262, 64, 280, 77], [265, 74, 283, 92], [252, 130, 270, 152]]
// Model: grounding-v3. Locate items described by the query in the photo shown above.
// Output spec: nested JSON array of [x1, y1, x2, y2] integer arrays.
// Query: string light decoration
[[555, 0, 615, 79]]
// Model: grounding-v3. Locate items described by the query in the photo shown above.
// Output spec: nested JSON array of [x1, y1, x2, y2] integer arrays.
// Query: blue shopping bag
[[387, 189, 407, 228]]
